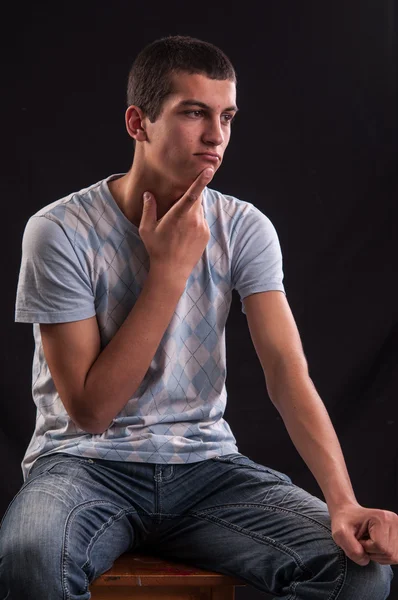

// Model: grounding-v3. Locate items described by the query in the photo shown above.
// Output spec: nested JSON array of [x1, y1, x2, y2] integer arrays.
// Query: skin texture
[[108, 72, 237, 226], [40, 71, 398, 567], [243, 291, 398, 566]]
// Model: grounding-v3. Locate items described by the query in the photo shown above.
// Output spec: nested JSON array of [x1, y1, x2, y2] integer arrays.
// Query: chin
[[174, 170, 200, 187], [170, 163, 217, 192]]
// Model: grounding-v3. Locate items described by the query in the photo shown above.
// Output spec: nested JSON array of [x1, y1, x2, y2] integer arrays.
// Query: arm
[[40, 167, 214, 434], [244, 290, 356, 511], [244, 290, 398, 565], [40, 269, 185, 434]]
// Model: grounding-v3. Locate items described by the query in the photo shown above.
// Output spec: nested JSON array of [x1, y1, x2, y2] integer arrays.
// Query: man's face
[[141, 72, 238, 188]]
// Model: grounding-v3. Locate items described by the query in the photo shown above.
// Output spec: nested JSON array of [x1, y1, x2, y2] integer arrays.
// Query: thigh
[[146, 454, 346, 600], [151, 454, 391, 600], [0, 454, 146, 600]]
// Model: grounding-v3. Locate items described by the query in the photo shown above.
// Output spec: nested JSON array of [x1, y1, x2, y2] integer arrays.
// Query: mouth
[[194, 152, 221, 162]]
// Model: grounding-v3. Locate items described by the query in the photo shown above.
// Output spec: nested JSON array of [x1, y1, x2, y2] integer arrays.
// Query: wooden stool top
[[91, 553, 244, 588]]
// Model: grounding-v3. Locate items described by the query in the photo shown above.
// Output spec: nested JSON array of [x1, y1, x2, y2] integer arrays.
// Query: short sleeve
[[15, 215, 96, 324], [231, 204, 285, 314]]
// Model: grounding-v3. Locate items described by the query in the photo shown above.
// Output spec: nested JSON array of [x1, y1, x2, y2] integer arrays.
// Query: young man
[[0, 35, 396, 599]]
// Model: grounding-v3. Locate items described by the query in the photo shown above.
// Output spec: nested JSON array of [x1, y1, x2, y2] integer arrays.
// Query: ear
[[125, 105, 148, 142]]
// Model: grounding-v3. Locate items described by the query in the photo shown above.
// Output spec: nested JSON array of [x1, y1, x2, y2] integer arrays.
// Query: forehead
[[166, 72, 237, 110]]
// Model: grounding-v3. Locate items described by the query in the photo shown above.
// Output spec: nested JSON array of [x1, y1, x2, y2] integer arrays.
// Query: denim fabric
[[0, 452, 393, 599]]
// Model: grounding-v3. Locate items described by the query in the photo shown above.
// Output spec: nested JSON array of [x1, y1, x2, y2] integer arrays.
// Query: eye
[[221, 113, 234, 124], [184, 110, 204, 118]]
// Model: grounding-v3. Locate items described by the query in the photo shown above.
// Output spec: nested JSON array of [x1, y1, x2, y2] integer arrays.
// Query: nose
[[202, 116, 224, 147]]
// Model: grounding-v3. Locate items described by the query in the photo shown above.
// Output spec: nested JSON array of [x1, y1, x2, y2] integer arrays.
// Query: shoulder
[[204, 186, 278, 238], [24, 174, 123, 247], [204, 185, 253, 218], [31, 177, 107, 221]]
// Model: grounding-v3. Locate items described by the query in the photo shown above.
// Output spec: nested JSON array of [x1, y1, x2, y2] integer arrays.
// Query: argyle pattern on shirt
[[15, 174, 285, 478]]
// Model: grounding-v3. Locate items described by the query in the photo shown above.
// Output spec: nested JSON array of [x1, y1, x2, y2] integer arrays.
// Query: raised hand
[[139, 167, 215, 282]]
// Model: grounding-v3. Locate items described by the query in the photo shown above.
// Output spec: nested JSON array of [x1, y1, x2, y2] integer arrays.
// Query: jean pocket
[[212, 453, 243, 463], [28, 453, 93, 479], [213, 453, 291, 483]]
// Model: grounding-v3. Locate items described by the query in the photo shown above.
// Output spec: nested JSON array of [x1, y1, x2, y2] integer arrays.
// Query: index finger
[[173, 168, 214, 215]]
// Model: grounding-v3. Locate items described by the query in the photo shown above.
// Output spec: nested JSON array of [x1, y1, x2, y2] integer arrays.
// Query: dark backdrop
[[3, 2, 397, 598]]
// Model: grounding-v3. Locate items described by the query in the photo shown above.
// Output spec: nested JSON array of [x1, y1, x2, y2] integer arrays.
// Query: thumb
[[333, 528, 370, 566], [140, 192, 157, 230], [360, 538, 379, 554]]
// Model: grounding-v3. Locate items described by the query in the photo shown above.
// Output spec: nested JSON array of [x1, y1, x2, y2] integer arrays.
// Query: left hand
[[331, 504, 398, 566]]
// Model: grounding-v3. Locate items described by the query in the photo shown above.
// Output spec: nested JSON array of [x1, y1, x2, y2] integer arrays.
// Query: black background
[[2, 2, 398, 598]]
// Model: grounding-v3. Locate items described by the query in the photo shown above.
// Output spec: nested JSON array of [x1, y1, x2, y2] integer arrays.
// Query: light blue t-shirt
[[15, 174, 285, 478]]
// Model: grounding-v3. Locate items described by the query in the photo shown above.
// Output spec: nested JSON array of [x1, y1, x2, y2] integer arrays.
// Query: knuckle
[[190, 215, 202, 228], [378, 511, 388, 523], [186, 192, 198, 203], [332, 529, 344, 542], [138, 227, 151, 240]]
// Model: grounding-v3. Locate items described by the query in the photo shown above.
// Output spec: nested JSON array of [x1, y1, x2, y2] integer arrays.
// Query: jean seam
[[156, 478, 162, 523], [183, 511, 302, 599], [212, 455, 290, 482], [188, 510, 313, 578], [26, 454, 96, 481], [329, 552, 347, 600], [148, 512, 286, 598], [80, 507, 139, 586], [197, 502, 334, 536], [61, 500, 128, 600], [189, 504, 346, 600]]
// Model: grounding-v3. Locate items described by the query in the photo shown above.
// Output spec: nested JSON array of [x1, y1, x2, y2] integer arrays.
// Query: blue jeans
[[0, 452, 393, 599]]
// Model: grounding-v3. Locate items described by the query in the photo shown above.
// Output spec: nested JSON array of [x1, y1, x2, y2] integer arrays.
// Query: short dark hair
[[127, 35, 237, 122]]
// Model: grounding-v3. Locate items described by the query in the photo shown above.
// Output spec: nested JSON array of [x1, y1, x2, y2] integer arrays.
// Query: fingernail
[[143, 192, 151, 202]]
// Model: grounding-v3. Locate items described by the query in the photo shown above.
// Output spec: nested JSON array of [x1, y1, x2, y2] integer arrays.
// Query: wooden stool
[[90, 552, 245, 599]]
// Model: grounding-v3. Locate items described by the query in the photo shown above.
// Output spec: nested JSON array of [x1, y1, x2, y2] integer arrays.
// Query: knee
[[344, 559, 393, 600]]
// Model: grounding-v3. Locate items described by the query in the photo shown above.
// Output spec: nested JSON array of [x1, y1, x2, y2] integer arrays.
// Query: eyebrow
[[177, 99, 239, 113]]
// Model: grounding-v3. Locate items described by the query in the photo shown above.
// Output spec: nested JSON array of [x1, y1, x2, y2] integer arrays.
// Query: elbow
[[67, 400, 113, 435], [79, 422, 111, 435], [73, 417, 112, 435]]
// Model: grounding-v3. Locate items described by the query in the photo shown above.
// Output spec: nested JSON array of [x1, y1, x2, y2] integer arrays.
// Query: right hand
[[139, 167, 215, 281]]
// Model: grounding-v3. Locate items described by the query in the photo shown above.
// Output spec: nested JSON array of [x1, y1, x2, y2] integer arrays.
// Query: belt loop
[[154, 465, 162, 482]]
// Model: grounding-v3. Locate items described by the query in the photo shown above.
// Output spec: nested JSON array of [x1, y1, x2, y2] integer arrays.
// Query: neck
[[108, 157, 189, 228]]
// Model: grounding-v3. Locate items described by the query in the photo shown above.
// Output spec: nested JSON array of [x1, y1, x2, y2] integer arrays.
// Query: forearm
[[267, 356, 358, 514], [78, 268, 186, 433]]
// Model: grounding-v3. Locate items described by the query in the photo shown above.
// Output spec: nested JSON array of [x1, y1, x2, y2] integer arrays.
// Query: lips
[[194, 152, 221, 160]]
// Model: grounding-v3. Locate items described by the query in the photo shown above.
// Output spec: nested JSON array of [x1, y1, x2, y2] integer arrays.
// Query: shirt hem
[[22, 444, 240, 478], [240, 285, 286, 300], [15, 308, 97, 324]]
